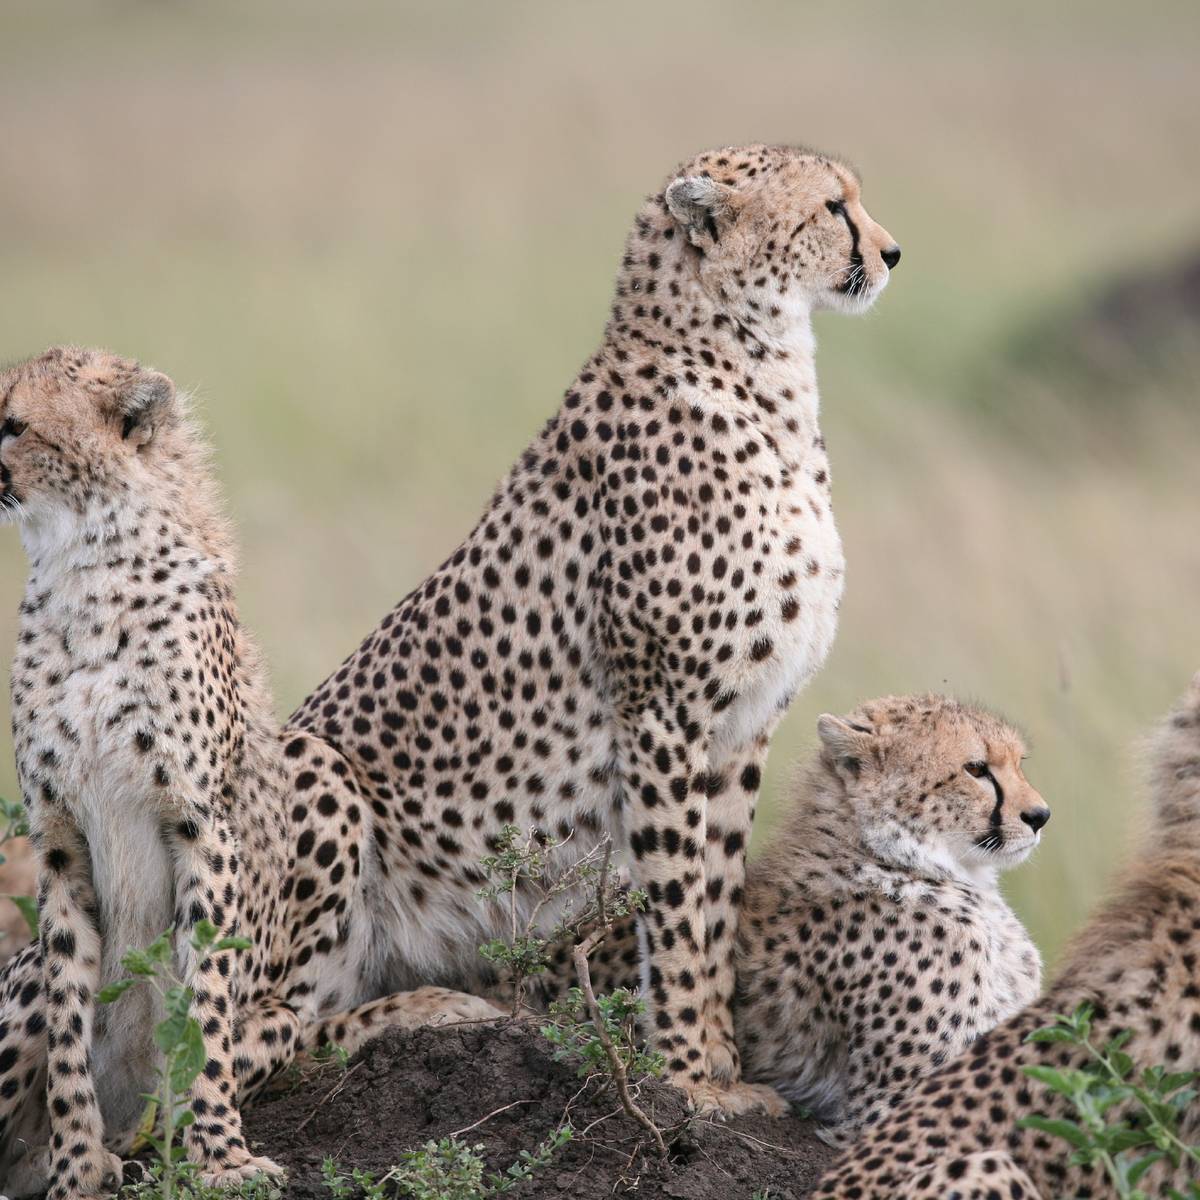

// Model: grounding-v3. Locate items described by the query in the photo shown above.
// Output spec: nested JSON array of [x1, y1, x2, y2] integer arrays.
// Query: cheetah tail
[[1147, 670, 1200, 838]]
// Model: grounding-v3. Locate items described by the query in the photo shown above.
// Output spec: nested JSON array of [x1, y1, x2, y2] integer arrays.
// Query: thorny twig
[[572, 924, 668, 1158]]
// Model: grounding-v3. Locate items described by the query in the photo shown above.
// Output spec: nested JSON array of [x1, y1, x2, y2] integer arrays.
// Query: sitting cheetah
[[813, 673, 1200, 1199], [546, 694, 1047, 1141], [285, 144, 902, 1113], [0, 349, 497, 1200], [736, 695, 1046, 1140]]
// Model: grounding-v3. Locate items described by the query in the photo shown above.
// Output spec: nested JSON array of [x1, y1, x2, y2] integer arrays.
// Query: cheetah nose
[[1020, 806, 1050, 833], [881, 245, 901, 270]]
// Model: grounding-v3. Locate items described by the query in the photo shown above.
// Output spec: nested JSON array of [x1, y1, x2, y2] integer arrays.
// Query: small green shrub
[[1020, 1003, 1200, 1200], [476, 824, 646, 1016], [99, 921, 253, 1200], [320, 1127, 571, 1200], [541, 986, 664, 1082]]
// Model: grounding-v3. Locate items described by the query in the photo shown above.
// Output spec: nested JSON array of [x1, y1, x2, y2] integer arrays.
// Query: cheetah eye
[[964, 761, 988, 778], [825, 199, 847, 219], [1, 418, 27, 440]]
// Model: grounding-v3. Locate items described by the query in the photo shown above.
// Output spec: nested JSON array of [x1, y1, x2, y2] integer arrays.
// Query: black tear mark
[[831, 202, 866, 297]]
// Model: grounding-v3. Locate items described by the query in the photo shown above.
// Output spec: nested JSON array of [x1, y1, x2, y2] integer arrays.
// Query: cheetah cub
[[736, 694, 1047, 1142], [0, 349, 497, 1200], [814, 675, 1200, 1200]]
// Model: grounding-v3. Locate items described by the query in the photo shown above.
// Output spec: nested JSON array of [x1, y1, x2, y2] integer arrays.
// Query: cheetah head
[[0, 345, 179, 532], [650, 144, 899, 339], [816, 694, 1050, 882]]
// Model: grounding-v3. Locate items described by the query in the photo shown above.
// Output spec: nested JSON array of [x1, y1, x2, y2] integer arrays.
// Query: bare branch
[[572, 927, 667, 1158]]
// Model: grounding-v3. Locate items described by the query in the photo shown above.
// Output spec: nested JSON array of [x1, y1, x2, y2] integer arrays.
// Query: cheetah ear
[[115, 369, 175, 448], [817, 714, 873, 781], [665, 175, 736, 250]]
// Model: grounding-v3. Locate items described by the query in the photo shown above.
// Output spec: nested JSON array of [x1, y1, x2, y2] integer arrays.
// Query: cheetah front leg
[[167, 817, 283, 1188], [619, 706, 779, 1116], [701, 732, 774, 1093], [33, 816, 123, 1200]]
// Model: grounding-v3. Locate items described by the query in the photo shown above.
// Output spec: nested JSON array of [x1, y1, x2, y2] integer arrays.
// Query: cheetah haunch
[[540, 694, 1047, 1139], [813, 674, 1200, 1199], [0, 349, 498, 1200], [285, 144, 901, 1113]]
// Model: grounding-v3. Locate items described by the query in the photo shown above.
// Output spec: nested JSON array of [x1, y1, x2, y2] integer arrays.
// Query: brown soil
[[244, 1020, 838, 1200]]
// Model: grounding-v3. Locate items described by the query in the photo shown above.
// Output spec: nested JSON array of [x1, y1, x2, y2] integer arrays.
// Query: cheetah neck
[[19, 493, 225, 601], [606, 282, 823, 452]]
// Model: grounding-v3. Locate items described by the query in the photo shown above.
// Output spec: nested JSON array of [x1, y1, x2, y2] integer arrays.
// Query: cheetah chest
[[714, 476, 844, 754]]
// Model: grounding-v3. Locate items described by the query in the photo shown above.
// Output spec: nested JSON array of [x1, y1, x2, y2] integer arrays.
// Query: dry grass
[[0, 0, 1198, 961]]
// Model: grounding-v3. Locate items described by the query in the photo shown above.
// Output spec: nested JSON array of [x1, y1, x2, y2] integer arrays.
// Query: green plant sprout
[[541, 987, 664, 1083], [1020, 1002, 1200, 1200], [99, 921, 254, 1200], [476, 825, 646, 1017], [319, 1127, 571, 1200]]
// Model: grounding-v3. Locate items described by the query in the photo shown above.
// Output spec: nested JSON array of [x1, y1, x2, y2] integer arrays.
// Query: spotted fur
[[813, 674, 1200, 1199], [736, 694, 1045, 1140], [284, 144, 901, 1114], [0, 349, 499, 1200], [538, 695, 1046, 1139]]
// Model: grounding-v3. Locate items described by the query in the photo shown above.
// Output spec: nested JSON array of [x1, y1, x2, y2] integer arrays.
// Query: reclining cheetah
[[0, 349, 497, 1200], [813, 673, 1200, 1199], [284, 144, 901, 1112], [543, 694, 1047, 1140]]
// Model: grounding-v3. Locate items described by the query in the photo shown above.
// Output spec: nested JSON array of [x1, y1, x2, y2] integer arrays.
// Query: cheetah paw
[[46, 1147, 124, 1200], [200, 1154, 286, 1188], [685, 1078, 789, 1118]]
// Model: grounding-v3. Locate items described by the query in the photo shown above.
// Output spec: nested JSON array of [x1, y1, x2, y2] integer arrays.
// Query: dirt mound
[[244, 1020, 838, 1200]]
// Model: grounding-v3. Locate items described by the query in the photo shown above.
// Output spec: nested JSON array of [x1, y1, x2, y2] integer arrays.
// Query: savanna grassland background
[[0, 0, 1197, 965]]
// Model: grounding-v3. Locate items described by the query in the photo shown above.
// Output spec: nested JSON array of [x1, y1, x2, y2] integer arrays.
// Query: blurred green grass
[[1, 0, 1197, 964]]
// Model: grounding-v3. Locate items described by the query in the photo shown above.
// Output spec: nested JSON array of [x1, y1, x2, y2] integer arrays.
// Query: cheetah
[[0, 349, 498, 1200], [736, 695, 1045, 1140], [541, 694, 1047, 1141], [284, 144, 902, 1113], [812, 673, 1200, 1199]]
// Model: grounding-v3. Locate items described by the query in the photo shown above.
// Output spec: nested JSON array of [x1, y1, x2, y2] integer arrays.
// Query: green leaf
[[190, 918, 219, 951], [1126, 1150, 1168, 1186], [98, 977, 140, 1004], [1022, 1065, 1085, 1098], [1017, 1115, 1091, 1148], [1109, 1050, 1135, 1079], [213, 935, 251, 953], [154, 994, 196, 1057], [121, 948, 160, 976], [1026, 1026, 1081, 1044], [171, 1020, 208, 1094]]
